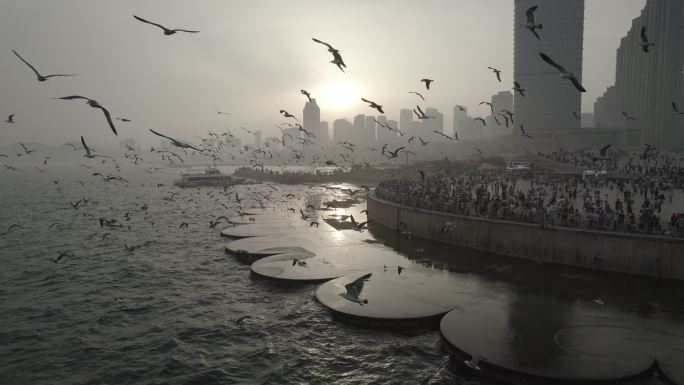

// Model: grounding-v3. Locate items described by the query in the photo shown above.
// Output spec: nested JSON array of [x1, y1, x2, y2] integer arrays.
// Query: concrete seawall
[[368, 195, 684, 280]]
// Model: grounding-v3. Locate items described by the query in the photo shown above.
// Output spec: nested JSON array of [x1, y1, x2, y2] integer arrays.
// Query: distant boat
[[174, 167, 259, 187]]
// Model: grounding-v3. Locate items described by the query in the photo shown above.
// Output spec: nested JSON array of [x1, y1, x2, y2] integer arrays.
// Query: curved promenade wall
[[368, 195, 684, 280]]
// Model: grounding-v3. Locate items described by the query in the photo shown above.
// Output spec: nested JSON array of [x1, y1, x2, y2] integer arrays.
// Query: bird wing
[[20, 143, 29, 152], [640, 27, 648, 43], [98, 105, 118, 135], [568, 76, 587, 92], [312, 38, 335, 51], [55, 95, 89, 101], [174, 29, 199, 33], [417, 105, 425, 116], [539, 52, 567, 73], [345, 273, 372, 297], [80, 136, 92, 157], [530, 29, 540, 40], [361, 98, 372, 104], [133, 15, 167, 31], [149, 129, 176, 142], [12, 50, 42, 77], [526, 6, 537, 23]]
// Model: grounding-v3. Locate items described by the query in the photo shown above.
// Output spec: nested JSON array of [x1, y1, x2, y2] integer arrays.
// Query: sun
[[317, 81, 361, 111]]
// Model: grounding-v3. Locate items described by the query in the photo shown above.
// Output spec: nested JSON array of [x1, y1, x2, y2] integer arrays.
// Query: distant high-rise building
[[596, 0, 684, 148], [364, 115, 376, 142], [400, 109, 414, 135], [594, 85, 622, 128], [333, 119, 353, 142], [254, 130, 262, 147], [303, 98, 321, 139], [485, 91, 513, 140], [376, 116, 396, 143], [282, 127, 299, 147], [353, 114, 366, 143], [422, 107, 444, 137], [514, 0, 585, 132], [319, 121, 329, 143]]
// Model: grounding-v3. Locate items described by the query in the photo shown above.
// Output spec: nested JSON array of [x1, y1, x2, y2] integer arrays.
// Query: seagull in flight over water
[[539, 52, 586, 92], [80, 136, 112, 159], [340, 273, 372, 305], [133, 15, 199, 35], [53, 96, 119, 136], [12, 50, 75, 82], [361, 98, 384, 114], [149, 129, 202, 151]]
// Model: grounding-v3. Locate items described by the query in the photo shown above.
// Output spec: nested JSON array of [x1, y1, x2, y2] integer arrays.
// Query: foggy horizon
[[0, 0, 647, 146]]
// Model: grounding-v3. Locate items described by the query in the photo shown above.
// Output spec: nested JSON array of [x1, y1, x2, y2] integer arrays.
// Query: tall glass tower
[[513, 0, 585, 132]]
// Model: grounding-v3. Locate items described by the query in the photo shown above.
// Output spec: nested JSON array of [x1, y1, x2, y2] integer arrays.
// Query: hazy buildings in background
[[333, 119, 353, 142], [303, 99, 321, 141], [594, 0, 684, 149], [484, 91, 513, 140], [364, 115, 377, 142], [254, 130, 262, 147], [319, 121, 329, 143], [514, 0, 585, 132]]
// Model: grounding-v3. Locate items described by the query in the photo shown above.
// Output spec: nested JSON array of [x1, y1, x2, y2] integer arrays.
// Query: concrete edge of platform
[[249, 268, 334, 285], [438, 331, 663, 385]]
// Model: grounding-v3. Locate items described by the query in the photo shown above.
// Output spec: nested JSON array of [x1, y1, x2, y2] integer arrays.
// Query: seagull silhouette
[[149, 129, 202, 151], [420, 78, 433, 90], [53, 96, 118, 135], [640, 27, 655, 53], [80, 136, 112, 159], [12, 50, 75, 82], [301, 89, 312, 102], [133, 15, 199, 35], [312, 38, 346, 72], [513, 82, 525, 97], [5, 114, 15, 123], [361, 98, 384, 114], [523, 6, 542, 40], [539, 52, 586, 92], [214, 105, 230, 116], [409, 91, 425, 101], [487, 67, 502, 82], [622, 112, 638, 122]]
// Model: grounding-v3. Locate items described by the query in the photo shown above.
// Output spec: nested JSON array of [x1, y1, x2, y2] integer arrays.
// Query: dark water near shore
[[1, 164, 682, 384]]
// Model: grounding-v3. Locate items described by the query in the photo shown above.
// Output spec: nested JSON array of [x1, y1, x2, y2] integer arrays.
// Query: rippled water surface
[[1, 164, 682, 385]]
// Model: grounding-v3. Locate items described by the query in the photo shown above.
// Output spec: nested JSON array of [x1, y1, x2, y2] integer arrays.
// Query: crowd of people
[[538, 148, 684, 182], [376, 169, 684, 237]]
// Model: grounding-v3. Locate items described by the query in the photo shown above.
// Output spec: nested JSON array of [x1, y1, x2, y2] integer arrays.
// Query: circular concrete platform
[[226, 246, 311, 264], [439, 298, 659, 382], [224, 231, 374, 255], [316, 269, 482, 329], [250, 245, 406, 283]]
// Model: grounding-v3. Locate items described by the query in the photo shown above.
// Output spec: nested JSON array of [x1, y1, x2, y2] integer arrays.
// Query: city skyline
[[0, 0, 648, 146]]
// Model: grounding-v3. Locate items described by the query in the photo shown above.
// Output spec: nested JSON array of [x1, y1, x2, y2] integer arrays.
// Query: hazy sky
[[0, 0, 646, 146]]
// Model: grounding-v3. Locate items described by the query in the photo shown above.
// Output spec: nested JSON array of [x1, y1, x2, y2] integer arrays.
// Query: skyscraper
[[597, 0, 684, 148], [333, 119, 353, 142], [319, 121, 329, 144], [254, 130, 262, 147], [514, 0, 585, 132], [303, 98, 321, 140], [422, 107, 444, 136], [365, 115, 376, 142], [485, 91, 513, 139], [400, 109, 414, 136], [353, 114, 366, 143]]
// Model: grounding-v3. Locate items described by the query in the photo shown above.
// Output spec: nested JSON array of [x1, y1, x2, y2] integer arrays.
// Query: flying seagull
[[19, 143, 37, 155], [420, 78, 433, 90], [214, 105, 230, 116], [53, 96, 118, 135], [312, 38, 346, 72], [280, 110, 299, 122], [539, 52, 586, 92], [409, 91, 425, 101], [523, 6, 542, 40], [80, 136, 112, 159], [640, 27, 655, 53], [474, 117, 486, 127], [599, 144, 611, 157], [149, 129, 202, 151], [487, 67, 502, 82], [414, 105, 434, 120], [5, 114, 15, 123], [622, 112, 638, 121], [133, 15, 199, 35], [12, 50, 75, 82], [361, 98, 384, 114], [340, 273, 372, 305], [301, 89, 312, 102], [479, 101, 494, 114], [455, 105, 466, 112], [513, 82, 526, 97], [672, 102, 684, 115]]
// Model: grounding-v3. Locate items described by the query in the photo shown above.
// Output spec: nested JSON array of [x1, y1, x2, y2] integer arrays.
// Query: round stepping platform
[[439, 296, 659, 383], [225, 231, 374, 255], [250, 245, 405, 284], [316, 269, 481, 329], [228, 246, 311, 264], [221, 219, 343, 239]]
